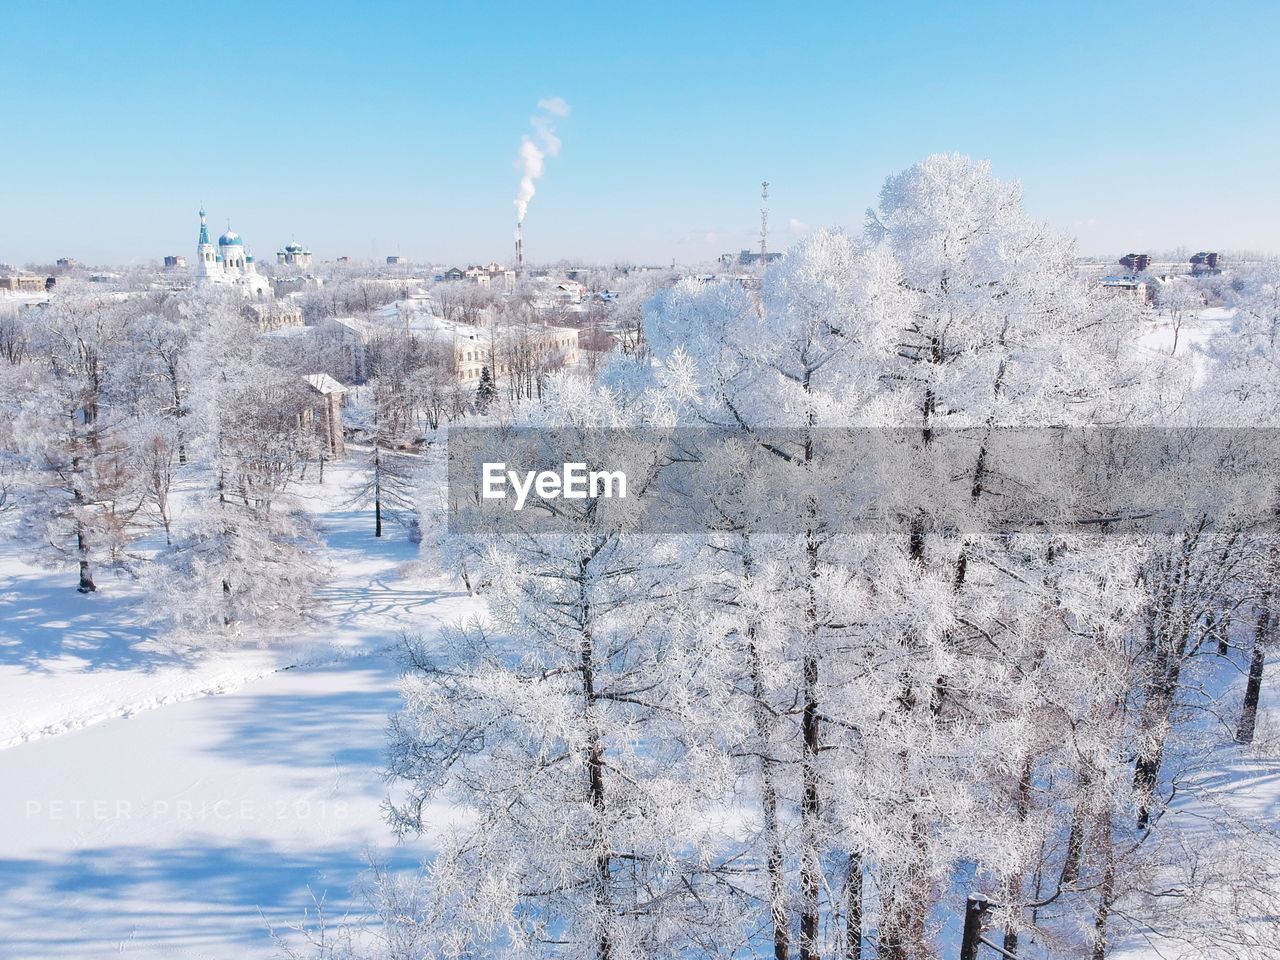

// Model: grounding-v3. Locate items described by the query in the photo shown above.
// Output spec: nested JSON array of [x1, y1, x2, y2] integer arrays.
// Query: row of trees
[[0, 289, 334, 627], [342, 157, 1280, 960]]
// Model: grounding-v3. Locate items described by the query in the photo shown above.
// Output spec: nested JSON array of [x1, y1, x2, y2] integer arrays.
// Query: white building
[[1100, 274, 1151, 303], [194, 208, 272, 299]]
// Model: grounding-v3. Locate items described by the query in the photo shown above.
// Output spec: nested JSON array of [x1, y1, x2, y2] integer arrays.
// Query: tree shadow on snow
[[207, 658, 403, 776], [0, 570, 186, 675], [0, 840, 424, 958]]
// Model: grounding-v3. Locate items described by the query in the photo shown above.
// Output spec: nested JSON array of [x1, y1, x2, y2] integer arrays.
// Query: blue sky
[[3, 0, 1278, 267]]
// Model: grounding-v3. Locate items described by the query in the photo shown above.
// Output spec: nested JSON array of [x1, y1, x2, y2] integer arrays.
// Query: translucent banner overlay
[[445, 427, 1280, 535]]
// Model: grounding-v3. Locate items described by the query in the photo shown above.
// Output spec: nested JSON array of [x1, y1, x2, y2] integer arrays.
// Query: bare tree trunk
[[1216, 599, 1232, 657], [844, 851, 862, 960], [878, 487, 931, 960], [744, 573, 789, 960], [374, 448, 383, 538], [76, 522, 95, 593], [579, 561, 612, 960], [1134, 677, 1176, 830], [1091, 820, 1116, 960], [1002, 755, 1034, 956], [800, 640, 820, 960], [1134, 603, 1188, 830], [800, 494, 822, 960], [1237, 600, 1270, 744], [1060, 767, 1091, 887]]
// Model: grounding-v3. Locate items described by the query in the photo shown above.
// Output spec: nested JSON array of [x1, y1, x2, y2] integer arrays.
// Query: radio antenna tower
[[759, 181, 769, 261]]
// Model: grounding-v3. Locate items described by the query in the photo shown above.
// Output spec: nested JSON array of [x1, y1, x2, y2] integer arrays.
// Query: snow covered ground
[[0, 465, 479, 959], [1134, 305, 1235, 363]]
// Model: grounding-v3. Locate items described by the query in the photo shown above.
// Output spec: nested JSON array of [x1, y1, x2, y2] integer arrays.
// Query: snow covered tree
[[475, 364, 497, 412], [857, 155, 1162, 958], [386, 375, 746, 960], [348, 383, 420, 539], [152, 487, 323, 629], [130, 416, 180, 544], [646, 230, 926, 959], [127, 296, 195, 461], [148, 295, 325, 631], [15, 296, 146, 591], [1204, 261, 1280, 747], [1155, 276, 1203, 355], [641, 156, 1162, 959]]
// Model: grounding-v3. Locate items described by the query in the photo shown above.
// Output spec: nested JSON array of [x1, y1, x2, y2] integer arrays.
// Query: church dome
[[219, 230, 244, 246], [284, 240, 305, 254]]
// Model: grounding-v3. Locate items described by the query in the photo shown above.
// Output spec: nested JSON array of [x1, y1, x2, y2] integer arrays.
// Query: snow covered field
[[0, 466, 478, 959]]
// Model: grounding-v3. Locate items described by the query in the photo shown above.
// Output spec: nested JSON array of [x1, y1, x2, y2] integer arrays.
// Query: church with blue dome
[[277, 239, 313, 268], [194, 208, 272, 298]]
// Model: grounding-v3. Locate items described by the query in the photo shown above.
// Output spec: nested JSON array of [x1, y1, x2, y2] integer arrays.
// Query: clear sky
[[3, 0, 1278, 268]]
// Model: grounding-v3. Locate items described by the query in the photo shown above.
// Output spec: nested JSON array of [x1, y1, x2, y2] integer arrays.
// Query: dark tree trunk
[[1003, 754, 1034, 956], [799, 526, 822, 960], [1134, 666, 1182, 831], [1091, 826, 1116, 960], [578, 561, 611, 960], [76, 523, 95, 593], [1060, 768, 1091, 887], [172, 376, 187, 464], [959, 896, 990, 960], [766, 765, 789, 960], [374, 448, 383, 538], [800, 638, 820, 960], [1216, 599, 1232, 657], [1237, 602, 1270, 744], [746, 590, 789, 960], [844, 851, 862, 960], [799, 416, 822, 960]]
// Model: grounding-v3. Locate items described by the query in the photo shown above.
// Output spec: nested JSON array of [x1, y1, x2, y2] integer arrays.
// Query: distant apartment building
[[163, 255, 188, 268], [243, 301, 304, 333], [720, 250, 784, 267], [0, 273, 46, 293], [321, 316, 371, 382], [1118, 252, 1152, 273], [372, 301, 580, 385], [440, 264, 517, 289], [445, 319, 580, 385], [1190, 251, 1222, 275], [386, 255, 408, 265], [272, 275, 324, 298], [56, 257, 78, 270]]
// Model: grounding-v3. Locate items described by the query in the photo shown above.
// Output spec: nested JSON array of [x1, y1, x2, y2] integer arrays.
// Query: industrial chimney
[[515, 221, 524, 276]]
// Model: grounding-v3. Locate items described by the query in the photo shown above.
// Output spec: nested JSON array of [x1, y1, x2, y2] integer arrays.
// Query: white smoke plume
[[515, 97, 570, 225]]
